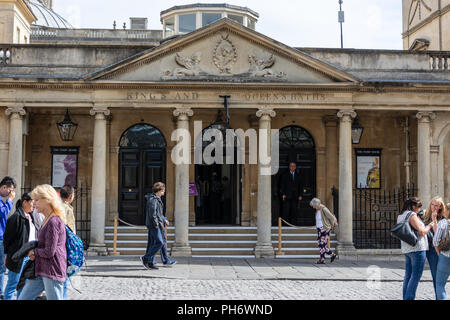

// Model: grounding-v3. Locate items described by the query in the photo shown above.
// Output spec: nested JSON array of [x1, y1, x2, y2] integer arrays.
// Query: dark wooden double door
[[119, 148, 166, 225]]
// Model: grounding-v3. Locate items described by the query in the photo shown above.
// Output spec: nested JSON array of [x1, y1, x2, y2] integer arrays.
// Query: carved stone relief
[[161, 34, 287, 80], [163, 52, 203, 77], [248, 52, 286, 78], [213, 34, 237, 74]]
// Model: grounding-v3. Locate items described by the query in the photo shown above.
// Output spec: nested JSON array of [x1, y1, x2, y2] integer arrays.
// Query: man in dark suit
[[280, 162, 303, 223]]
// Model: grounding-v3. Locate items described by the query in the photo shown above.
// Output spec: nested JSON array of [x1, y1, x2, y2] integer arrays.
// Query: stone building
[[0, 1, 449, 258]]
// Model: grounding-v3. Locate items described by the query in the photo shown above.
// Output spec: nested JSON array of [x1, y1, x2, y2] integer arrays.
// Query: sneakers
[[140, 256, 159, 270], [163, 260, 177, 266], [316, 259, 325, 264]]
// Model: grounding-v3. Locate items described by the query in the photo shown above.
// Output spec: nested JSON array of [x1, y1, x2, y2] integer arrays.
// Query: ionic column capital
[[90, 106, 111, 119], [337, 109, 357, 122], [5, 105, 26, 119], [173, 107, 194, 120], [416, 111, 436, 122], [256, 106, 276, 120]]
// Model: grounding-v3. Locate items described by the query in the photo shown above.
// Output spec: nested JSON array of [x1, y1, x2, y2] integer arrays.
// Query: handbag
[[437, 220, 450, 252], [391, 211, 418, 246]]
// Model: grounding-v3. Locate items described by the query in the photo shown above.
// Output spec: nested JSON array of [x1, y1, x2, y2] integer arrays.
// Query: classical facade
[[0, 1, 449, 258]]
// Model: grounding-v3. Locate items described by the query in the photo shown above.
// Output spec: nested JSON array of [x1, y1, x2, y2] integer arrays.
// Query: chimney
[[130, 17, 148, 30]]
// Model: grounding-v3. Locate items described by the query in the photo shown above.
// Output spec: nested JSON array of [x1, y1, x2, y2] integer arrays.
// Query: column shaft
[[88, 108, 110, 256], [416, 112, 435, 207], [255, 107, 276, 258], [171, 108, 193, 257], [337, 110, 357, 258], [6, 106, 25, 198]]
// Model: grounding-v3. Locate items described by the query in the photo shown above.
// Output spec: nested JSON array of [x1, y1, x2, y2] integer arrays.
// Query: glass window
[[228, 14, 243, 25], [247, 18, 256, 30], [164, 17, 175, 37], [202, 12, 222, 27], [179, 13, 196, 34]]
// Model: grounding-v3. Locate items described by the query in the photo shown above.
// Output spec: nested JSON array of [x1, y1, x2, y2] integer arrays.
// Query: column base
[[87, 244, 109, 257], [171, 245, 192, 257], [336, 243, 357, 261], [254, 245, 275, 258]]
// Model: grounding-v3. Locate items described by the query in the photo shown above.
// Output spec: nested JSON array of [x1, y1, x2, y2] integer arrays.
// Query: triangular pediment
[[85, 18, 359, 84]]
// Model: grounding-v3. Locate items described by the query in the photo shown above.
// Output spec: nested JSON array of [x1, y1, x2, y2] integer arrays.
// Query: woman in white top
[[397, 197, 436, 300], [310, 198, 338, 264]]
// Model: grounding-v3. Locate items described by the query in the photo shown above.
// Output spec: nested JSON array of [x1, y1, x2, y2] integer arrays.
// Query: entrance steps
[[104, 226, 337, 259]]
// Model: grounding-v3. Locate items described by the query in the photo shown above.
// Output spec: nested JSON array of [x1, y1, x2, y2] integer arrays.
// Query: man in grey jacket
[[140, 182, 176, 270]]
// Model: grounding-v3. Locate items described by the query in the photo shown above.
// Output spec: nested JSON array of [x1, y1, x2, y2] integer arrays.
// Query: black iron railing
[[353, 184, 417, 249], [22, 184, 91, 248]]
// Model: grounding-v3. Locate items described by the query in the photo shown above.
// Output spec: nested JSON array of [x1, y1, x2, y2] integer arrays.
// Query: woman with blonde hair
[[18, 184, 67, 300], [421, 196, 448, 299]]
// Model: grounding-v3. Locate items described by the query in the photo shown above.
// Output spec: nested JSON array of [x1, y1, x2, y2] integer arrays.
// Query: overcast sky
[[53, 0, 403, 50]]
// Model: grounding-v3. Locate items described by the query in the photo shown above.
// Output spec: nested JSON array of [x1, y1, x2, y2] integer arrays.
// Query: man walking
[[141, 182, 176, 270], [0, 176, 16, 299], [280, 162, 303, 223]]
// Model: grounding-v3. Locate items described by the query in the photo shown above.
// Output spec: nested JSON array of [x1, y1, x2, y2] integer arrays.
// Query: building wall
[[0, 107, 9, 178], [402, 0, 450, 50], [22, 106, 415, 227], [0, 1, 33, 44]]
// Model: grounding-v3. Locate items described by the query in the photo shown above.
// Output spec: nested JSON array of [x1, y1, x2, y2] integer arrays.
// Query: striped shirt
[[433, 219, 450, 258]]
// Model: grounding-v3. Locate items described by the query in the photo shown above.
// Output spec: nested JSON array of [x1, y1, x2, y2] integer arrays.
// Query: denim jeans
[[0, 241, 5, 296], [63, 275, 71, 300], [426, 247, 439, 297], [18, 276, 64, 300], [403, 251, 427, 300], [436, 254, 449, 300], [143, 227, 164, 264], [3, 257, 29, 300]]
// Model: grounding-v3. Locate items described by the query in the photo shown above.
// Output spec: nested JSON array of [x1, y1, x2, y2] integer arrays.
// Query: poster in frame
[[355, 148, 382, 189], [51, 147, 79, 188]]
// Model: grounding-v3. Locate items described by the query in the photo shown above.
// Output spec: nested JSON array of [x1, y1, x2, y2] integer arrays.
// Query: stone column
[[336, 110, 357, 259], [171, 107, 193, 257], [6, 105, 26, 198], [254, 107, 276, 258], [324, 116, 339, 211], [416, 111, 435, 208], [87, 106, 110, 256]]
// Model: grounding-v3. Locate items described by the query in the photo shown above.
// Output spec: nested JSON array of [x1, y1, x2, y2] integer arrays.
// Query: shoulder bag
[[391, 211, 419, 246]]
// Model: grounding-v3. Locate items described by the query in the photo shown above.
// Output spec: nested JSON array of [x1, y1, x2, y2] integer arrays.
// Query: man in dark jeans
[[141, 182, 176, 270], [0, 176, 17, 300], [279, 162, 303, 223]]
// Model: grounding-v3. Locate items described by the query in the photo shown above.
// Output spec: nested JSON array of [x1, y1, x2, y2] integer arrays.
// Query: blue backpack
[[65, 225, 85, 276]]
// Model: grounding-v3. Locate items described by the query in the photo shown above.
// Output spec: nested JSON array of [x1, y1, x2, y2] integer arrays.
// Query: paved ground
[[63, 256, 445, 300]]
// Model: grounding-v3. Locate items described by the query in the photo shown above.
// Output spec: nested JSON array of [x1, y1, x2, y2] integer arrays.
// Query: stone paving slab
[[79, 256, 435, 282]]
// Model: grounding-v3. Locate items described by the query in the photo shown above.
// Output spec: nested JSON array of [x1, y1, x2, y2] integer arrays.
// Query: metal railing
[[353, 184, 417, 249], [22, 184, 91, 248]]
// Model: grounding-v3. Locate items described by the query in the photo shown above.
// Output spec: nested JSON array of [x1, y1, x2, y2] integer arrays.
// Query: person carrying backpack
[[18, 185, 67, 300]]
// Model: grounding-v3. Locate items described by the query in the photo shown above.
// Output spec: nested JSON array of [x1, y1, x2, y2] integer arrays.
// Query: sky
[[53, 0, 403, 50]]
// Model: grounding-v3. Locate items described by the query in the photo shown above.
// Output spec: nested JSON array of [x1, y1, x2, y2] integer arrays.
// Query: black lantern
[[57, 109, 78, 141], [351, 117, 364, 144]]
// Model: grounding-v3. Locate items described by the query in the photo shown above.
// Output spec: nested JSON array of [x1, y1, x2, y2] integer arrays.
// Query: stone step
[[105, 226, 322, 234], [105, 240, 337, 248], [105, 234, 333, 241]]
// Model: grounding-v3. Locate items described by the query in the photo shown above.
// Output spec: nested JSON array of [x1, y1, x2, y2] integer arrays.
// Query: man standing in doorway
[[0, 176, 16, 300], [280, 162, 303, 223]]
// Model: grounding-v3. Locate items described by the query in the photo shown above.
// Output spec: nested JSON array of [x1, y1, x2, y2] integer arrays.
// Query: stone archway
[[118, 123, 167, 225]]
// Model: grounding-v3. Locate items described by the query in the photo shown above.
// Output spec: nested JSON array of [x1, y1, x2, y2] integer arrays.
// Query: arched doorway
[[118, 124, 166, 225], [272, 125, 316, 226], [194, 113, 242, 225]]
